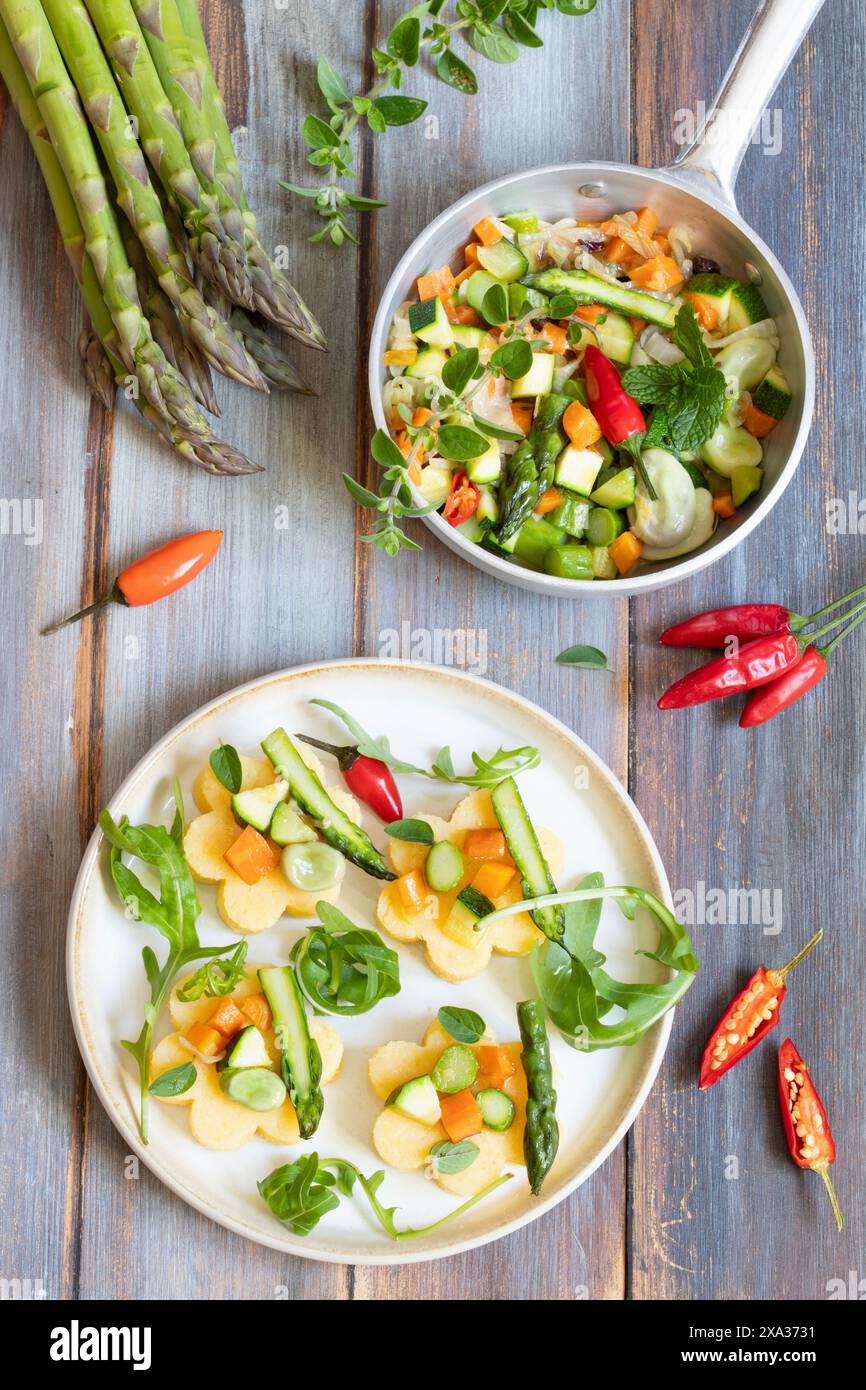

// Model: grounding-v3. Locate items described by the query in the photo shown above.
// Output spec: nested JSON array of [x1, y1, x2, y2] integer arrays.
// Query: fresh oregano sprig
[[281, 1, 598, 246]]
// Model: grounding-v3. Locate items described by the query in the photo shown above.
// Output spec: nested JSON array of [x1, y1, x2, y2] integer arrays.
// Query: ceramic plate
[[67, 659, 674, 1264]]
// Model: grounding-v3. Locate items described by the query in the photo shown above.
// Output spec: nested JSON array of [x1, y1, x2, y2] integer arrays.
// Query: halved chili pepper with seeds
[[699, 929, 822, 1089], [778, 1038, 843, 1232]]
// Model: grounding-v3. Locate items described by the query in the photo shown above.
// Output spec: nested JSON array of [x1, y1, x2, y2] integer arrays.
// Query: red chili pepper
[[739, 646, 827, 727], [442, 471, 480, 527], [583, 345, 657, 500], [43, 530, 224, 635], [778, 1038, 843, 1232], [699, 929, 822, 1089], [658, 630, 802, 709], [659, 578, 866, 649], [661, 604, 796, 647], [294, 735, 402, 822]]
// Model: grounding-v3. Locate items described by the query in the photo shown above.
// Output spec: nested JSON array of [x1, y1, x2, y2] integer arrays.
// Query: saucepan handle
[[664, 0, 825, 207]]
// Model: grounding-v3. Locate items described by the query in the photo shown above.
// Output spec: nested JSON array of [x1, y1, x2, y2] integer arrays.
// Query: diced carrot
[[653, 234, 671, 254], [395, 430, 412, 458], [463, 827, 509, 860], [576, 303, 607, 325], [535, 486, 563, 516], [390, 406, 404, 431], [383, 347, 417, 367], [439, 1088, 483, 1143], [540, 321, 568, 355], [416, 265, 455, 303], [240, 993, 271, 1032], [224, 825, 280, 886], [445, 302, 481, 326], [476, 1044, 517, 1090], [397, 869, 426, 914], [605, 236, 631, 265], [510, 402, 535, 436], [629, 256, 684, 292], [682, 291, 719, 331], [634, 206, 658, 238], [473, 217, 502, 246], [609, 531, 643, 576], [208, 998, 250, 1039], [453, 263, 475, 287], [408, 457, 423, 485], [713, 493, 737, 518], [184, 1021, 225, 1057], [412, 407, 434, 428], [629, 317, 647, 335], [464, 241, 480, 264], [743, 403, 777, 438], [563, 400, 602, 449], [471, 861, 516, 899]]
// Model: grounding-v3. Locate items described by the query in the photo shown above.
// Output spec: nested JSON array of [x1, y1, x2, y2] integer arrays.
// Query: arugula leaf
[[259, 1153, 512, 1241], [99, 808, 251, 1142], [308, 699, 425, 774], [438, 1006, 486, 1044], [291, 903, 401, 1017]]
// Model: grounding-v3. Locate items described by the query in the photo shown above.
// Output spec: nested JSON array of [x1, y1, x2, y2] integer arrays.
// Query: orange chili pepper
[[43, 531, 224, 634]]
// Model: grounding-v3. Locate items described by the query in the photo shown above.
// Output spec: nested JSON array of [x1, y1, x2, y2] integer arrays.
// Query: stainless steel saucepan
[[369, 0, 825, 597]]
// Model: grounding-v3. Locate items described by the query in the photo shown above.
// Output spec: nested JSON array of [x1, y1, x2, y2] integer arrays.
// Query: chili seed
[[795, 1073, 805, 1085], [710, 1060, 721, 1071], [784, 1068, 795, 1081], [796, 1123, 807, 1137], [726, 1033, 739, 1045], [767, 998, 778, 1010], [761, 1009, 773, 1020]]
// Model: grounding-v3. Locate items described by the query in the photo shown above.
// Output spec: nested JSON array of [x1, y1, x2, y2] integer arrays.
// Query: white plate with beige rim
[[67, 659, 677, 1264]]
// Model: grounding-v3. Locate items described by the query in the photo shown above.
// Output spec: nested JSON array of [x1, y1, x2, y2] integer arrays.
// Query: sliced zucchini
[[594, 310, 635, 366], [554, 444, 603, 496], [387, 1075, 441, 1126], [261, 728, 395, 880], [502, 209, 538, 235], [441, 883, 496, 949], [225, 1024, 271, 1070], [490, 777, 563, 942], [456, 514, 484, 544], [731, 464, 763, 507], [476, 237, 529, 284], [589, 465, 636, 509], [509, 282, 549, 317], [508, 351, 555, 399], [231, 779, 288, 833], [521, 269, 678, 329], [727, 280, 770, 331], [465, 441, 502, 484], [476, 484, 500, 526], [752, 364, 792, 420], [426, 839, 464, 892], [430, 1044, 479, 1094], [270, 802, 317, 846], [452, 324, 498, 360], [258, 965, 323, 1138], [405, 346, 448, 380], [466, 270, 508, 325], [408, 295, 456, 350], [684, 273, 736, 327], [477, 1087, 515, 1131]]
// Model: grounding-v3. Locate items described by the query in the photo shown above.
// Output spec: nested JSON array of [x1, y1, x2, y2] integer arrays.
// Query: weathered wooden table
[[1, 0, 862, 1301]]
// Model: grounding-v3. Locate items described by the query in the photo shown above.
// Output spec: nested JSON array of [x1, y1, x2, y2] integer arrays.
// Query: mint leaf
[[671, 304, 713, 369]]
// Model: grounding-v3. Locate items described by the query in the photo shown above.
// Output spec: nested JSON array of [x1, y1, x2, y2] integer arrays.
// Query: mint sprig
[[622, 306, 727, 454]]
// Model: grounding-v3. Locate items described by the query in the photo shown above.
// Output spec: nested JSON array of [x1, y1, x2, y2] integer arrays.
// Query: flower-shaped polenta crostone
[[183, 747, 361, 935], [376, 789, 563, 981], [369, 1019, 526, 1197], [150, 969, 342, 1150]]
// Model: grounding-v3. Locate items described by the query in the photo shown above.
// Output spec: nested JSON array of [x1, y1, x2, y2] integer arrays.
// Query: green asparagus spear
[[82, 0, 254, 308], [40, 0, 264, 392], [517, 999, 559, 1197], [78, 328, 117, 410], [497, 392, 573, 543], [0, 8, 259, 476], [174, 0, 327, 351]]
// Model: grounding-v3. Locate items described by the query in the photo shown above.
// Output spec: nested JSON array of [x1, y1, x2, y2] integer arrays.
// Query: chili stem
[[778, 928, 823, 979], [800, 577, 866, 629], [623, 436, 658, 501], [819, 604, 866, 658], [803, 596, 866, 647], [41, 586, 122, 635], [819, 1168, 844, 1233]]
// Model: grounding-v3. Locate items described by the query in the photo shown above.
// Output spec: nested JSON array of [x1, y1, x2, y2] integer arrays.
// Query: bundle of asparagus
[[0, 0, 324, 475]]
